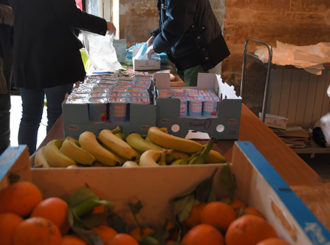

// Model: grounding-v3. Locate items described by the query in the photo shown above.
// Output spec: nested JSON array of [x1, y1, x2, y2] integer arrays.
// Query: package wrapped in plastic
[[82, 32, 122, 73]]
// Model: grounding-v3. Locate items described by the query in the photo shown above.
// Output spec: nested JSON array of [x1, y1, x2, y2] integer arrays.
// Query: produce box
[[155, 72, 242, 139], [1, 142, 329, 244], [62, 102, 156, 140]]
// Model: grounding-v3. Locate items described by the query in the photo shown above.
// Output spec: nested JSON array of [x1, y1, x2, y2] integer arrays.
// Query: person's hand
[[106, 22, 116, 35], [147, 35, 155, 47], [146, 45, 155, 59]]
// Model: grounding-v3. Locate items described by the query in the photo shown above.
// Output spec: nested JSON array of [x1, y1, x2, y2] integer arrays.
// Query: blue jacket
[[152, 0, 230, 70]]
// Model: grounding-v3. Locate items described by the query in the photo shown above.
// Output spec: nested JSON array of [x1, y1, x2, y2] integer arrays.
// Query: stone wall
[[118, 0, 330, 86], [223, 0, 330, 86], [118, 0, 226, 50]]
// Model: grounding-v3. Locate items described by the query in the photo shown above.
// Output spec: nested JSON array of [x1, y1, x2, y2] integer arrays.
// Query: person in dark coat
[[0, 0, 13, 154], [146, 0, 230, 86], [11, 0, 116, 154]]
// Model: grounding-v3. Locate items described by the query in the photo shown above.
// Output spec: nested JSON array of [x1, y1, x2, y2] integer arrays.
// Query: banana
[[122, 161, 139, 168], [98, 129, 138, 160], [34, 146, 50, 168], [44, 139, 76, 167], [147, 126, 202, 153], [79, 131, 122, 166], [205, 149, 226, 163], [171, 159, 188, 165], [126, 133, 163, 153], [168, 150, 190, 160], [60, 137, 95, 165], [139, 149, 163, 167]]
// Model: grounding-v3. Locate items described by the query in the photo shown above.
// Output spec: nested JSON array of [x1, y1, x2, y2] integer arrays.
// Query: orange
[[243, 206, 264, 219], [221, 197, 245, 217], [0, 181, 43, 217], [0, 212, 24, 245], [200, 201, 236, 231], [184, 203, 206, 227], [61, 235, 87, 245], [130, 227, 154, 241], [257, 238, 291, 245], [107, 233, 139, 245], [31, 197, 70, 234], [13, 216, 62, 245], [91, 224, 117, 244], [181, 223, 224, 245], [225, 214, 278, 245]]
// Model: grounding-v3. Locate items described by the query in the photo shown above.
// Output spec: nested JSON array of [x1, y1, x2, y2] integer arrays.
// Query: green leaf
[[175, 195, 195, 222], [107, 213, 127, 233], [139, 235, 160, 245], [207, 187, 217, 203], [66, 187, 99, 207], [151, 224, 169, 245], [72, 226, 103, 245], [80, 212, 110, 229], [195, 169, 217, 202], [128, 200, 143, 215], [72, 199, 114, 218], [219, 163, 237, 198]]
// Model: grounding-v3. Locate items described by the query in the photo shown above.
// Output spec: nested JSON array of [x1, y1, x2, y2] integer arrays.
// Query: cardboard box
[[62, 72, 241, 140], [259, 113, 288, 129], [62, 102, 157, 139], [155, 72, 242, 139], [133, 58, 161, 71], [1, 142, 329, 244], [132, 42, 161, 71]]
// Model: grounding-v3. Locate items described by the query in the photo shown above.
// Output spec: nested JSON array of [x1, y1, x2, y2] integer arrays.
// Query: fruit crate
[[62, 72, 242, 140], [1, 142, 329, 244], [154, 73, 242, 140]]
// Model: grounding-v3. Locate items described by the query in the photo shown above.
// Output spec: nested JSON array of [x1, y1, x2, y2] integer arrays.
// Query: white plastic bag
[[82, 31, 122, 73], [320, 113, 330, 146]]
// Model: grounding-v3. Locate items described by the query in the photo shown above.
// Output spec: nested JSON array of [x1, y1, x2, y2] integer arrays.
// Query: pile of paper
[[272, 126, 311, 148]]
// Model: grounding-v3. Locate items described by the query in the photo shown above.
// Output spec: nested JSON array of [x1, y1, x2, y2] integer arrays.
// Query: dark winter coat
[[11, 0, 107, 89], [152, 0, 230, 71]]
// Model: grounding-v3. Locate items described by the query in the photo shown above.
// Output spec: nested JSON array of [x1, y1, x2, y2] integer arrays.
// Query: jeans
[[177, 64, 208, 86], [18, 83, 73, 154]]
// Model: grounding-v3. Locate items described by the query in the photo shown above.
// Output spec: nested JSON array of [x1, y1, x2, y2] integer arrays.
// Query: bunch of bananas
[[34, 126, 226, 168]]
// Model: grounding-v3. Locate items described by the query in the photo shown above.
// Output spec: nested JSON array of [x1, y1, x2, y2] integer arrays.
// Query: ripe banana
[[60, 137, 95, 165], [34, 146, 50, 168], [98, 129, 138, 160], [122, 161, 139, 168], [205, 149, 226, 163], [147, 126, 202, 153], [44, 139, 76, 167], [126, 133, 163, 153], [139, 149, 163, 167], [79, 131, 122, 166]]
